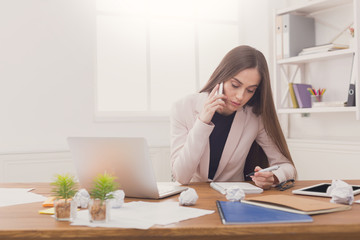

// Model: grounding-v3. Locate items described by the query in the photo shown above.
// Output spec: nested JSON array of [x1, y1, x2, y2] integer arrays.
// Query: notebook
[[68, 137, 187, 199], [292, 83, 312, 108], [216, 200, 313, 225], [242, 194, 351, 215], [210, 182, 263, 194]]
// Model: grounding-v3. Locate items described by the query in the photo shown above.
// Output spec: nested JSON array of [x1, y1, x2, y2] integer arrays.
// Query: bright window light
[[95, 0, 240, 120]]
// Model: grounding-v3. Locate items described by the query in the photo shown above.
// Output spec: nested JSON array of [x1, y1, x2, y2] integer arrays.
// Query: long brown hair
[[200, 45, 295, 168]]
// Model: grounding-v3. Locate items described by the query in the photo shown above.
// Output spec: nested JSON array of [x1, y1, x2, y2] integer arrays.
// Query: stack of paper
[[71, 201, 214, 229], [312, 101, 345, 108], [210, 182, 263, 194], [299, 43, 349, 56], [0, 188, 46, 207]]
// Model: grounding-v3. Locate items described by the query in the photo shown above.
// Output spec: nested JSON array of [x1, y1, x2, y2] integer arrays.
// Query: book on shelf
[[216, 200, 313, 224], [288, 83, 299, 108], [281, 13, 315, 58], [242, 194, 351, 215], [275, 15, 284, 60], [312, 101, 345, 108], [298, 43, 349, 56], [292, 83, 312, 108]]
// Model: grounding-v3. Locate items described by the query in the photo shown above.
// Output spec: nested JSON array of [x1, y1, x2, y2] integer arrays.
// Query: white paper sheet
[[71, 201, 214, 229], [0, 188, 47, 207]]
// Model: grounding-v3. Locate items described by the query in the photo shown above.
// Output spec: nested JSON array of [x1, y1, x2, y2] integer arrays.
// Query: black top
[[208, 111, 236, 180]]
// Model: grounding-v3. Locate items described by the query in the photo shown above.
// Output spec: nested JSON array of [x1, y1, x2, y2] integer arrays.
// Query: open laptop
[[68, 137, 187, 199]]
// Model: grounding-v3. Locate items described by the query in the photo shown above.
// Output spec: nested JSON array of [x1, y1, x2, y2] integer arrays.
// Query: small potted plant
[[51, 173, 78, 221], [89, 172, 119, 223]]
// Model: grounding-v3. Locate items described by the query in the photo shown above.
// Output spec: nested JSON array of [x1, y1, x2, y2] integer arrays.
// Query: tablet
[[292, 183, 360, 197]]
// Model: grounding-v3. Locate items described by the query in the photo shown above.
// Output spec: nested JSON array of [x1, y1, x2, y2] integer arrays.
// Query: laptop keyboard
[[157, 184, 178, 194], [156, 182, 187, 196]]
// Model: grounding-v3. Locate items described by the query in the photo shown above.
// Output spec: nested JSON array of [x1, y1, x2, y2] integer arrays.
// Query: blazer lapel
[[194, 92, 211, 181], [213, 108, 247, 179]]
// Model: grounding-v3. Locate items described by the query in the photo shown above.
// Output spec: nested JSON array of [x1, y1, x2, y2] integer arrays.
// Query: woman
[[170, 45, 296, 189]]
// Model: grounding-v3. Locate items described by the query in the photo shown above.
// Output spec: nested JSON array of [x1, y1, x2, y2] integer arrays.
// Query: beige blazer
[[170, 92, 296, 185]]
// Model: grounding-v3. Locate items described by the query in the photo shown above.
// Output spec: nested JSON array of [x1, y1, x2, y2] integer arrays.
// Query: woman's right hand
[[198, 84, 227, 124]]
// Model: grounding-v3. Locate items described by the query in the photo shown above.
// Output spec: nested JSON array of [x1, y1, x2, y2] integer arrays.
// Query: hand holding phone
[[199, 82, 225, 124]]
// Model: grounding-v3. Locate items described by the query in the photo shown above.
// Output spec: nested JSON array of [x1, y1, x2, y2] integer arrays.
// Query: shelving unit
[[273, 0, 360, 121], [273, 0, 360, 181]]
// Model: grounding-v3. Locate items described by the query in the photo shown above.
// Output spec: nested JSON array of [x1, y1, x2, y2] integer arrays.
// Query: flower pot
[[89, 199, 111, 223], [54, 199, 77, 221]]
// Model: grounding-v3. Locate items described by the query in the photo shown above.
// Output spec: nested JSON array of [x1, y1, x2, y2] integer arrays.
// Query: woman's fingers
[[199, 102, 225, 123], [251, 171, 275, 189], [199, 84, 227, 124], [209, 84, 220, 97]]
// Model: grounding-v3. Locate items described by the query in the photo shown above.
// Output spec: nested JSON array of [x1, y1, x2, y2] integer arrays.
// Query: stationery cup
[[311, 95, 322, 107]]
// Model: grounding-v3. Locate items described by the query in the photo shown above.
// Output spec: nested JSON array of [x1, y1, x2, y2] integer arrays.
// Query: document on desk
[[0, 188, 46, 207], [210, 182, 263, 194], [71, 201, 215, 229], [243, 194, 351, 215]]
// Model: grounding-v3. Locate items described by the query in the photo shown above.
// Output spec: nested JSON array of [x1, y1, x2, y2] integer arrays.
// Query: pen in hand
[[245, 165, 280, 178]]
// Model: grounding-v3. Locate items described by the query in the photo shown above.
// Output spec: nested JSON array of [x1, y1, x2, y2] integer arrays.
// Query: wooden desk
[[0, 180, 359, 240]]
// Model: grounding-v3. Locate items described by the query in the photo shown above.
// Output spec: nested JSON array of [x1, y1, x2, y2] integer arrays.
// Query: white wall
[[0, 0, 171, 155], [0, 1, 270, 151], [0, 0, 277, 151], [0, 0, 173, 181], [0, 0, 274, 181]]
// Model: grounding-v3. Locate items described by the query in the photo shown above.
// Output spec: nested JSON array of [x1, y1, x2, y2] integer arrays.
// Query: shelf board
[[277, 0, 352, 15], [277, 49, 354, 64], [277, 106, 357, 114]]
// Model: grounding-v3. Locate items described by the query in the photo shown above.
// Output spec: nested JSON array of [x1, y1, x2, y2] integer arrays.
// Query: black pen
[[246, 165, 280, 177]]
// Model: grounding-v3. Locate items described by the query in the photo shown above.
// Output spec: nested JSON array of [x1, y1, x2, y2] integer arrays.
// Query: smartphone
[[217, 82, 223, 95]]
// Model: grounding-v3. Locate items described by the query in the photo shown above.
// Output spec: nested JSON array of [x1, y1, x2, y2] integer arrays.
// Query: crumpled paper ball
[[108, 190, 125, 208], [179, 188, 198, 206], [74, 188, 90, 208], [326, 179, 354, 205], [225, 186, 245, 201]]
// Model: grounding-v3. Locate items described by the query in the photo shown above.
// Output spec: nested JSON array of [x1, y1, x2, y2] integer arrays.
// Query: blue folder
[[216, 200, 313, 224]]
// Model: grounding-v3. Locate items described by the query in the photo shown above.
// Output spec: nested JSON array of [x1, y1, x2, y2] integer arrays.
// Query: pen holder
[[311, 95, 322, 107]]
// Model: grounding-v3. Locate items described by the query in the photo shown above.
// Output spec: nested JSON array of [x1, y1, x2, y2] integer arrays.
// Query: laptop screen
[[68, 137, 161, 198]]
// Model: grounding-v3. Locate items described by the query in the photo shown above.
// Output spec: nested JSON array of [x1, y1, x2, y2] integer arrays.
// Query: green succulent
[[90, 172, 119, 201], [51, 173, 78, 200]]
